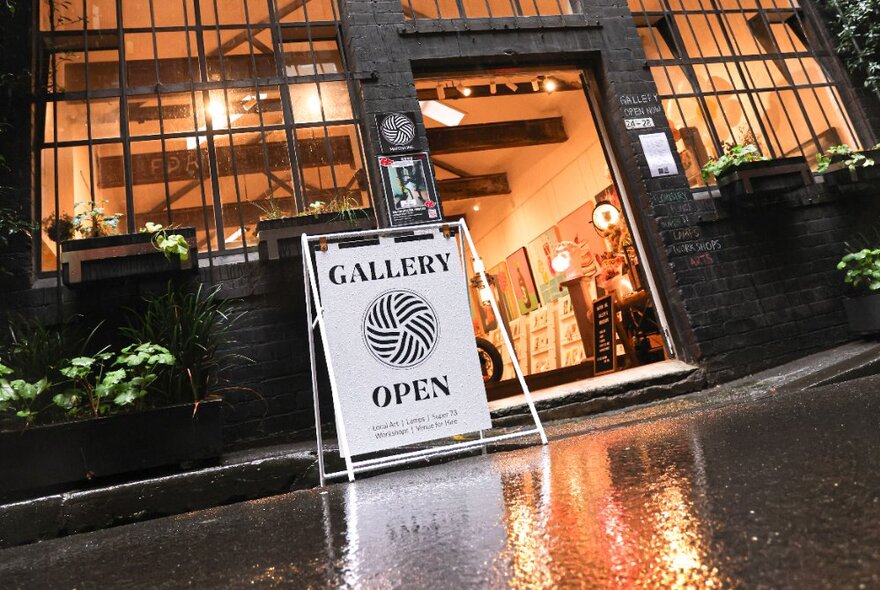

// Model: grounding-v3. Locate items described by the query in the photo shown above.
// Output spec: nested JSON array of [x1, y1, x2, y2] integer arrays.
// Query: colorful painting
[[488, 261, 519, 321], [556, 200, 607, 277], [505, 247, 540, 316], [472, 285, 499, 333], [527, 226, 563, 304]]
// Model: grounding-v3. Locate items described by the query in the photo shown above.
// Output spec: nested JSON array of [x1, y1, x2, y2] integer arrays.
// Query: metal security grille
[[629, 0, 862, 189], [36, 0, 368, 272], [401, 0, 574, 19]]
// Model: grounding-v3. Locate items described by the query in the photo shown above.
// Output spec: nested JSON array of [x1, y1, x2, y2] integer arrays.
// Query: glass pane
[[124, 32, 200, 88], [277, 0, 338, 22], [296, 124, 367, 211], [663, 97, 718, 187], [40, 0, 117, 31], [128, 91, 204, 137], [199, 0, 272, 26], [674, 15, 732, 58], [121, 0, 187, 28], [289, 81, 353, 124], [283, 39, 343, 77], [202, 28, 277, 82], [638, 27, 675, 60], [45, 98, 121, 143], [50, 50, 120, 93], [651, 66, 692, 96], [40, 143, 127, 271]]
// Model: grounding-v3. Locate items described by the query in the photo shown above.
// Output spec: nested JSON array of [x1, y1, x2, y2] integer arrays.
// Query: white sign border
[[302, 219, 548, 484]]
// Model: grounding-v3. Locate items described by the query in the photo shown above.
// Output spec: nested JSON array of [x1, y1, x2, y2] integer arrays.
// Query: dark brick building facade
[[1, 0, 878, 444]]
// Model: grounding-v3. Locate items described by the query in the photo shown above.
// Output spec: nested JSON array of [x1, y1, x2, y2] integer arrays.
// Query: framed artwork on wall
[[556, 201, 605, 277], [488, 261, 520, 320], [527, 226, 563, 304], [506, 247, 540, 315]]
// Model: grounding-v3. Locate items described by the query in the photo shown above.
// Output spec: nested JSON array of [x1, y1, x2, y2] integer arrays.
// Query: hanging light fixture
[[592, 201, 621, 234]]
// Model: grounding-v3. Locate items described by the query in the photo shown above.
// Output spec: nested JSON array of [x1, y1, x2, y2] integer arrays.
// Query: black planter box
[[843, 292, 880, 335], [61, 227, 198, 286], [716, 157, 813, 205], [822, 149, 880, 197], [0, 399, 223, 501], [257, 208, 375, 261]]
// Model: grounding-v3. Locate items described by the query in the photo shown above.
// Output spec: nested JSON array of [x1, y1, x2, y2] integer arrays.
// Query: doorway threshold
[[489, 359, 702, 422]]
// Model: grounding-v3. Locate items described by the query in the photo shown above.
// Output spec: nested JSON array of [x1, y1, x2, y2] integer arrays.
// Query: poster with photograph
[[505, 248, 540, 316], [527, 227, 563, 305], [377, 153, 443, 226], [488, 261, 519, 321]]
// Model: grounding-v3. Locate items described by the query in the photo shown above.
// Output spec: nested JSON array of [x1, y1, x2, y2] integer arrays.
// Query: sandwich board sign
[[302, 221, 547, 483]]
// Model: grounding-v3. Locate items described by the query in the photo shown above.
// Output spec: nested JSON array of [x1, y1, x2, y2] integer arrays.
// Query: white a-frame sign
[[302, 220, 547, 484]]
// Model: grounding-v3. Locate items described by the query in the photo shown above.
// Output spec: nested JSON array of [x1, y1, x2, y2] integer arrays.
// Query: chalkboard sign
[[593, 295, 616, 375]]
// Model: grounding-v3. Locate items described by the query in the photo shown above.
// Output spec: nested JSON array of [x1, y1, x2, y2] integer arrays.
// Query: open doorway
[[417, 68, 673, 399]]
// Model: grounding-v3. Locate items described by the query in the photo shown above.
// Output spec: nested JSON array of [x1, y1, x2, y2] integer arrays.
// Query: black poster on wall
[[593, 295, 616, 375], [374, 111, 422, 154], [377, 152, 443, 226]]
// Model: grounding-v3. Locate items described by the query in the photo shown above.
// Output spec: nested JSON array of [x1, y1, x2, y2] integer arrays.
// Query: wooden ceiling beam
[[426, 117, 567, 154], [438, 173, 510, 201]]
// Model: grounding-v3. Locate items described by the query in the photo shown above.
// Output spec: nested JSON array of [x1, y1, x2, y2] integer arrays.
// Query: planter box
[[0, 399, 223, 501], [61, 227, 198, 286], [716, 157, 813, 205], [257, 208, 375, 261], [843, 292, 880, 335], [822, 149, 880, 197]]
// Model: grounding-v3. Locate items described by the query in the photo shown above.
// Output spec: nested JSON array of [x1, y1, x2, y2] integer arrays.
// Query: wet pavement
[[3, 374, 880, 588]]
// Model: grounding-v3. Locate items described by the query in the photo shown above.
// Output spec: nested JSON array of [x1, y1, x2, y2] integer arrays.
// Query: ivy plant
[[701, 143, 768, 182], [817, 0, 880, 97], [53, 343, 174, 418], [141, 222, 190, 262], [0, 363, 49, 423], [837, 248, 880, 292], [816, 144, 879, 174]]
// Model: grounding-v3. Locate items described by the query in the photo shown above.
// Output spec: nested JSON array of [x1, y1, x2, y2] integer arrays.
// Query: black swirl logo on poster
[[363, 289, 439, 368]]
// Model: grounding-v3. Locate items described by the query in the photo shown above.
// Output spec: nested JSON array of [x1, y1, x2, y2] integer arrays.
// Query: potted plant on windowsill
[[0, 284, 243, 500], [837, 244, 880, 335], [816, 144, 880, 196], [255, 194, 375, 262], [49, 201, 198, 286], [702, 143, 813, 205]]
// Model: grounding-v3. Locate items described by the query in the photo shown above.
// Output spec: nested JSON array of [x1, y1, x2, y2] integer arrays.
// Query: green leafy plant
[[0, 363, 49, 423], [141, 222, 190, 262], [2, 314, 99, 383], [701, 143, 768, 181], [254, 197, 290, 221], [0, 206, 30, 247], [71, 200, 123, 238], [121, 283, 246, 404], [838, 247, 880, 292], [53, 343, 174, 418], [816, 144, 879, 174], [817, 0, 880, 97]]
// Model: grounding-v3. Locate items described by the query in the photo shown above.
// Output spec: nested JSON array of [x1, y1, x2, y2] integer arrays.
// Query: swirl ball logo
[[363, 289, 439, 368], [379, 113, 416, 147]]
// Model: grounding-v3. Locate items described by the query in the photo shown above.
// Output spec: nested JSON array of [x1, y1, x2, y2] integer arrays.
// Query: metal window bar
[[147, 0, 174, 226], [81, 0, 99, 218]]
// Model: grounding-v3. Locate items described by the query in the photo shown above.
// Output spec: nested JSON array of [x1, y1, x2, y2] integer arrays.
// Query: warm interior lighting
[[473, 203, 480, 211], [419, 100, 466, 126], [306, 93, 323, 116], [551, 241, 582, 281], [542, 77, 558, 92], [225, 228, 243, 244], [592, 202, 621, 233], [457, 85, 472, 97]]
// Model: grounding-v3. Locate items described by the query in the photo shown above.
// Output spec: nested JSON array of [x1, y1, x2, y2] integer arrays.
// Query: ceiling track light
[[531, 79, 540, 92], [456, 84, 472, 97], [542, 76, 558, 92], [436, 83, 446, 100], [505, 81, 518, 92], [489, 80, 497, 95]]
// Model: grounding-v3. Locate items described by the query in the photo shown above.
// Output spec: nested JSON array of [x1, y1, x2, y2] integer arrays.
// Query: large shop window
[[417, 69, 670, 396], [629, 0, 861, 188], [37, 0, 368, 272]]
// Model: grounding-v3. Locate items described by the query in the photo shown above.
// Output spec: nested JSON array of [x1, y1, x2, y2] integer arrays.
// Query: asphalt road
[[2, 374, 880, 589]]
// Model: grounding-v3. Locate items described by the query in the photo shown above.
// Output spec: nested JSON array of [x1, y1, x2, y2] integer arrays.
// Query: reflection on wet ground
[[3, 377, 880, 588]]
